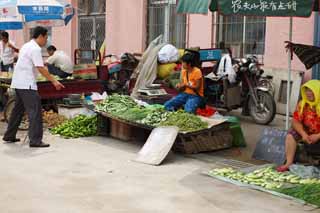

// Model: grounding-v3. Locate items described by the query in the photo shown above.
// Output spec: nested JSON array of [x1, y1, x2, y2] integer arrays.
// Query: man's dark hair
[[1, 31, 9, 39], [32, 26, 48, 39], [47, 45, 57, 52]]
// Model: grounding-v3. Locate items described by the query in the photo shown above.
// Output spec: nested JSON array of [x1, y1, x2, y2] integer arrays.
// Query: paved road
[[0, 114, 318, 213]]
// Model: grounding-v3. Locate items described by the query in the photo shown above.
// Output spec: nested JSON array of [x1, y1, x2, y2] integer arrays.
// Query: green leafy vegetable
[[159, 110, 208, 132], [51, 115, 97, 138]]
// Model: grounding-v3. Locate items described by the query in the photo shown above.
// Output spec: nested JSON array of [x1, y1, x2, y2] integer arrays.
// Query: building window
[[147, 0, 186, 48], [78, 0, 106, 51], [214, 15, 266, 59], [78, 0, 106, 15]]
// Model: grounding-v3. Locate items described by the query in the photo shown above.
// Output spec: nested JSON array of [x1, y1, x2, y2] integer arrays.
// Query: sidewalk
[[188, 110, 288, 165], [1, 114, 317, 213]]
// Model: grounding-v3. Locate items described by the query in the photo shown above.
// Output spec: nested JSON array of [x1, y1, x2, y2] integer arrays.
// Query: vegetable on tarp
[[159, 110, 208, 132], [51, 115, 97, 138], [277, 183, 320, 207], [95, 94, 138, 114]]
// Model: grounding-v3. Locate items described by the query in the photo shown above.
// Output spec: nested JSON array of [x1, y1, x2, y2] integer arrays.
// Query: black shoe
[[29, 142, 50, 148], [3, 137, 21, 143]]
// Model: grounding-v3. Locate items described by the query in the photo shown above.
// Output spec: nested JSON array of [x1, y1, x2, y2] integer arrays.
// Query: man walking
[[2, 26, 64, 148]]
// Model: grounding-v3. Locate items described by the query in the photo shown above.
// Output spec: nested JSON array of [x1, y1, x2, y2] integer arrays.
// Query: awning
[[176, 0, 210, 14], [286, 42, 320, 70], [209, 0, 317, 17], [0, 0, 75, 30]]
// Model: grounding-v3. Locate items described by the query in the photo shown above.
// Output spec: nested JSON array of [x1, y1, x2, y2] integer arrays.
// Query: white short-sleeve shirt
[[11, 39, 44, 90], [0, 40, 17, 65], [47, 50, 73, 74]]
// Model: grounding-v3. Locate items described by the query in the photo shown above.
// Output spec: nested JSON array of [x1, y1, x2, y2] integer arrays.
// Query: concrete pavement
[[0, 113, 318, 213]]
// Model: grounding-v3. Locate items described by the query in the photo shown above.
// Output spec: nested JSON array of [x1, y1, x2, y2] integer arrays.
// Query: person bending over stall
[[46, 45, 73, 78], [164, 53, 204, 113], [277, 80, 320, 172]]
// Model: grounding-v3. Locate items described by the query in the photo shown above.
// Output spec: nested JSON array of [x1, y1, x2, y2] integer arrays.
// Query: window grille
[[78, 0, 106, 52], [147, 0, 187, 48], [213, 15, 266, 61], [78, 0, 106, 15]]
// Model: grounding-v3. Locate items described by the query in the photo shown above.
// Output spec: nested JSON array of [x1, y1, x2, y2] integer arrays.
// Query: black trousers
[[0, 62, 14, 72], [47, 64, 71, 78], [4, 89, 43, 145]]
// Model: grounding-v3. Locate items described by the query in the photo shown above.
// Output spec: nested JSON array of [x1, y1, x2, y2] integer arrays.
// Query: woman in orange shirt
[[164, 53, 204, 113], [277, 80, 320, 172]]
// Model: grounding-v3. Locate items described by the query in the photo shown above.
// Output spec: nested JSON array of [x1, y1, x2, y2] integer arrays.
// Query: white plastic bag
[[90, 92, 108, 101], [158, 44, 179, 64], [217, 54, 237, 83]]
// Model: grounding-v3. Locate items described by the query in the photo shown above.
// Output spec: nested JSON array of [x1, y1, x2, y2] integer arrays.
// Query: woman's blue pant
[[164, 93, 202, 113]]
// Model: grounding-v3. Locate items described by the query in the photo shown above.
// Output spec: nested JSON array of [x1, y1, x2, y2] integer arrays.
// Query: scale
[[138, 84, 168, 96], [138, 88, 168, 96]]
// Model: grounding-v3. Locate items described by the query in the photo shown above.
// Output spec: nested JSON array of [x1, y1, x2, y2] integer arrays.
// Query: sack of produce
[[157, 63, 177, 79]]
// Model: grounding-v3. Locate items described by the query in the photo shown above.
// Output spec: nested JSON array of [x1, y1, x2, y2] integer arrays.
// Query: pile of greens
[[209, 166, 320, 206], [95, 95, 209, 132], [159, 110, 208, 132], [209, 167, 297, 189], [277, 183, 320, 207], [95, 94, 138, 115], [51, 115, 97, 138], [120, 107, 153, 122], [139, 108, 171, 126]]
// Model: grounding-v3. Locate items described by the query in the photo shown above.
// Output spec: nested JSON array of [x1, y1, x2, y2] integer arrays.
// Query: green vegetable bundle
[[51, 115, 97, 138], [210, 166, 320, 206], [277, 183, 320, 207], [95, 94, 138, 115], [209, 167, 304, 190], [119, 107, 153, 122], [95, 95, 209, 132], [159, 110, 208, 132], [139, 108, 171, 126]]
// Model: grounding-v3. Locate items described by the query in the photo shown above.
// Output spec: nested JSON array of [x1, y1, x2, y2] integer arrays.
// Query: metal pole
[[286, 17, 293, 130], [242, 16, 246, 57], [312, 12, 320, 79]]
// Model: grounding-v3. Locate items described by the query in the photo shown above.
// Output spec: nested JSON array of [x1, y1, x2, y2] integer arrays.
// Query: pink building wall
[[187, 14, 213, 48], [264, 15, 315, 71], [105, 0, 147, 56]]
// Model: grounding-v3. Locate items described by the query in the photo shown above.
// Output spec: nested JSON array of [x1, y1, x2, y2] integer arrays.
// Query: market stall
[[0, 49, 105, 125], [92, 94, 233, 154]]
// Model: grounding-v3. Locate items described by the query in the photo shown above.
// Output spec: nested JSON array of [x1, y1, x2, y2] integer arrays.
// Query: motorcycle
[[105, 53, 139, 95], [205, 55, 276, 125]]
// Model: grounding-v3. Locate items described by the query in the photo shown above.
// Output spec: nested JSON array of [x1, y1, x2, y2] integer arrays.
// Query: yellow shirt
[[181, 67, 204, 97]]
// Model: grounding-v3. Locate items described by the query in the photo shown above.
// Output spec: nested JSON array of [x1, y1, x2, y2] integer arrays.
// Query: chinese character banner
[[210, 0, 316, 17]]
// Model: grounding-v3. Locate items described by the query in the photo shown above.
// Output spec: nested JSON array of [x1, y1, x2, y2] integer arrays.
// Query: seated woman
[[164, 52, 204, 114], [277, 80, 320, 172]]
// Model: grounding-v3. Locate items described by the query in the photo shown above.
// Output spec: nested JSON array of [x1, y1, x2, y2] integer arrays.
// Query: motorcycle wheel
[[248, 91, 276, 125]]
